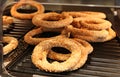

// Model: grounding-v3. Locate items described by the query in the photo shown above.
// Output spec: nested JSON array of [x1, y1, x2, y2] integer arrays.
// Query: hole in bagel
[[47, 47, 71, 63], [17, 4, 37, 13], [3, 42, 7, 46], [34, 31, 61, 38], [51, 47, 71, 54]]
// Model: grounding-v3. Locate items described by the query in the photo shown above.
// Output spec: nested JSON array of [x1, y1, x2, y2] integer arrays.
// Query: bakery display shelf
[[2, 4, 120, 77]]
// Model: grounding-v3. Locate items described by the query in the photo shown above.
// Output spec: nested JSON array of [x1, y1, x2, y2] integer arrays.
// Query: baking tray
[[2, 6, 120, 77], [6, 38, 120, 77]]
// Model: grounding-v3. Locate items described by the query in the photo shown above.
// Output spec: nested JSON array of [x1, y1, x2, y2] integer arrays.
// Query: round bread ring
[[80, 18, 112, 30], [31, 36, 81, 72], [10, 0, 44, 19], [62, 11, 106, 19], [74, 28, 116, 42], [24, 27, 45, 45], [48, 38, 93, 61], [3, 36, 18, 55], [32, 12, 73, 28], [24, 27, 66, 45], [65, 25, 109, 38]]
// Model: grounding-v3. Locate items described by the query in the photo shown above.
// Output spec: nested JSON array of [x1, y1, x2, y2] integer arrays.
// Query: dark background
[[0, 0, 5, 75]]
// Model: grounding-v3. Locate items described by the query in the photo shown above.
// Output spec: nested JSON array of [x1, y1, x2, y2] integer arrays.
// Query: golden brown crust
[[31, 36, 82, 72], [62, 11, 106, 18], [32, 12, 73, 28], [24, 27, 44, 45], [3, 36, 18, 55], [10, 0, 44, 19], [72, 17, 111, 30], [74, 38, 93, 54], [3, 16, 13, 25], [65, 25, 109, 38], [80, 18, 112, 30], [74, 28, 116, 42]]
